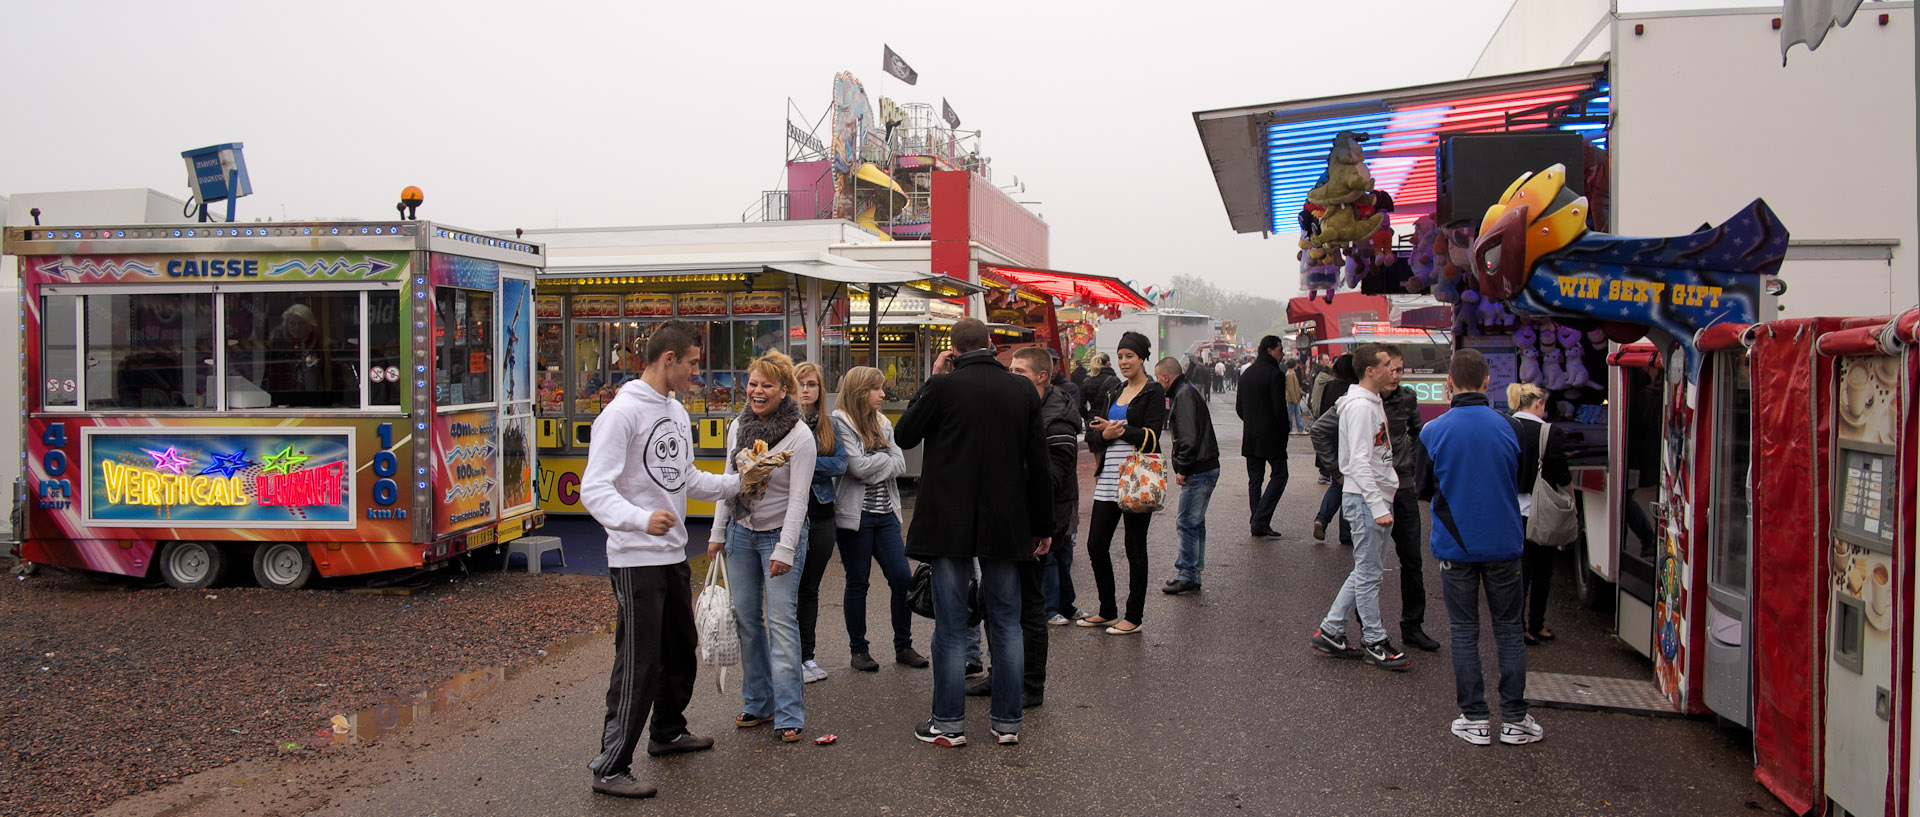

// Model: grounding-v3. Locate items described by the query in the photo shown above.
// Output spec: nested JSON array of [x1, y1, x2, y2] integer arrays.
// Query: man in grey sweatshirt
[[1309, 343, 1412, 672]]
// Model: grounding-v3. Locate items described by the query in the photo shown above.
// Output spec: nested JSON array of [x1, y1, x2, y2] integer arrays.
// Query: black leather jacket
[[1165, 375, 1221, 476]]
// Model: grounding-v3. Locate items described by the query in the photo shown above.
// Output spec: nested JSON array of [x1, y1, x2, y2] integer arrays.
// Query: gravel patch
[[0, 564, 615, 817]]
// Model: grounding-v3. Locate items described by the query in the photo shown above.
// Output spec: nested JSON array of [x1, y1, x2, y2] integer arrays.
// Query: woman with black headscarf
[[1078, 331, 1165, 635]]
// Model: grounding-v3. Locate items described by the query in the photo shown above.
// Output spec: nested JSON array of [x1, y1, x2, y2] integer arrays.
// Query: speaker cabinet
[[1437, 133, 1585, 226]]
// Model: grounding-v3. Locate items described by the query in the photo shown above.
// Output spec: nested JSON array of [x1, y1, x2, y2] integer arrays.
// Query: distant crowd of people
[[576, 320, 1558, 799]]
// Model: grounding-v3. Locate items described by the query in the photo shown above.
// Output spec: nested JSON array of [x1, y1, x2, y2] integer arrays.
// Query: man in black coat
[[895, 318, 1052, 748], [1236, 335, 1292, 538]]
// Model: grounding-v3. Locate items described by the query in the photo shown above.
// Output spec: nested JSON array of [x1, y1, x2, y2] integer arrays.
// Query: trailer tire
[[158, 541, 224, 590], [1573, 528, 1614, 611], [253, 542, 315, 590]]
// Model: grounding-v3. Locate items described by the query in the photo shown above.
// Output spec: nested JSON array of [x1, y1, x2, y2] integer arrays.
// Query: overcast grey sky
[[3, 0, 1534, 299]]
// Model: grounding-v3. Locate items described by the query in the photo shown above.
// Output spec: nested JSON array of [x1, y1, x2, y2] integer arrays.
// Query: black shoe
[[1252, 527, 1283, 539], [850, 651, 879, 672], [896, 647, 930, 668], [591, 772, 658, 798], [1023, 692, 1044, 709], [1162, 579, 1201, 595], [1310, 627, 1360, 659], [965, 661, 986, 678], [1403, 627, 1441, 652], [1361, 639, 1412, 671], [647, 732, 714, 756], [966, 678, 991, 696]]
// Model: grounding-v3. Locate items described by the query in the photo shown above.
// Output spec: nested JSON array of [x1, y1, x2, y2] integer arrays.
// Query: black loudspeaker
[[1436, 133, 1585, 226]]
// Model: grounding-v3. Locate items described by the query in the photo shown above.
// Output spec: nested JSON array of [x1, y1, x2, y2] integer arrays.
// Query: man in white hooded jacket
[[1308, 342, 1412, 672], [581, 320, 782, 799]]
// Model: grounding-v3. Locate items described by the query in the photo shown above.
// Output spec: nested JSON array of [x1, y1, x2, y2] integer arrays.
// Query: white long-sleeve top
[[581, 379, 740, 568], [1337, 386, 1398, 520], [707, 416, 816, 565]]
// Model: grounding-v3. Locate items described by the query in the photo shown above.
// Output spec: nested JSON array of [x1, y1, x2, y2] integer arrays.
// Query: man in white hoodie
[[1308, 342, 1412, 671], [580, 320, 781, 799]]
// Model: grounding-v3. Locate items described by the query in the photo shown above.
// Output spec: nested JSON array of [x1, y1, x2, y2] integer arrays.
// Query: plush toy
[[1456, 290, 1487, 336], [1306, 131, 1375, 207], [1541, 344, 1569, 390], [1341, 250, 1365, 289], [1445, 225, 1475, 281], [1518, 345, 1542, 385], [1586, 328, 1608, 353], [1555, 325, 1582, 351], [1311, 201, 1385, 247], [1563, 340, 1601, 390], [1473, 289, 1504, 328], [1298, 238, 1340, 301], [1405, 216, 1439, 286]]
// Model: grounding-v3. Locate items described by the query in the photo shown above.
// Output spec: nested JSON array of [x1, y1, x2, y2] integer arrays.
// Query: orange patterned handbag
[[1116, 428, 1166, 514]]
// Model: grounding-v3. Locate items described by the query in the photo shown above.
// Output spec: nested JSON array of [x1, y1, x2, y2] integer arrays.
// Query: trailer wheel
[[1573, 524, 1614, 611], [158, 541, 224, 590], [253, 542, 315, 590]]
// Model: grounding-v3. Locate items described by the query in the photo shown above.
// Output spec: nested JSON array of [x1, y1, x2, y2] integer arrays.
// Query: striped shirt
[[1093, 402, 1133, 503], [862, 480, 893, 514]]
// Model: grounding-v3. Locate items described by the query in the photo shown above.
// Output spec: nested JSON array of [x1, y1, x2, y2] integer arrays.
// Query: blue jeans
[[1043, 533, 1078, 617], [1441, 557, 1529, 721], [930, 556, 1024, 734], [1287, 400, 1305, 434], [1319, 493, 1390, 645], [837, 512, 915, 654], [725, 522, 805, 730], [1316, 481, 1353, 545], [1174, 468, 1221, 584]]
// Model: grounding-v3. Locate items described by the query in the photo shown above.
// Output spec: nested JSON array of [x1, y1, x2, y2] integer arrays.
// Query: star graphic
[[260, 445, 311, 475], [145, 446, 193, 475], [197, 449, 256, 479]]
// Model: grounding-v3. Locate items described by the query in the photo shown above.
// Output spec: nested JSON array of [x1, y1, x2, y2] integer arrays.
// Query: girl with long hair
[[830, 366, 925, 672], [792, 361, 845, 683]]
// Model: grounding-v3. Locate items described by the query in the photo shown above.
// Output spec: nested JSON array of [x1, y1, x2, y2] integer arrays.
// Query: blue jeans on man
[[930, 556, 1023, 735], [724, 523, 806, 730], [1287, 400, 1305, 435], [1316, 480, 1353, 545], [1319, 493, 1390, 645], [1440, 557, 1529, 721], [1174, 468, 1221, 585]]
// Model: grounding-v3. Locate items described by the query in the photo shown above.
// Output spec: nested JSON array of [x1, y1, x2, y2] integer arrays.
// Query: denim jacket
[[808, 419, 847, 505]]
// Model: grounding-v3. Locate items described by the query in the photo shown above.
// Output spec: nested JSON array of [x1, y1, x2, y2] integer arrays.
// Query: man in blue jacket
[[1415, 349, 1542, 746]]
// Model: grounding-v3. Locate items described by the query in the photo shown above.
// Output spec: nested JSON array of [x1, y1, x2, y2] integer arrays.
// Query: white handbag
[[694, 555, 740, 692], [1525, 422, 1580, 548]]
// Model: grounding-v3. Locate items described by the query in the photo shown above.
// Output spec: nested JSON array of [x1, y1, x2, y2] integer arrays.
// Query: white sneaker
[[1450, 715, 1492, 745], [1499, 714, 1543, 745], [1047, 614, 1070, 626], [802, 660, 827, 684]]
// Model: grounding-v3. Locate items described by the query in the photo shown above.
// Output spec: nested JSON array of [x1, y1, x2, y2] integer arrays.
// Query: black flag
[[942, 98, 961, 129], [882, 45, 918, 85]]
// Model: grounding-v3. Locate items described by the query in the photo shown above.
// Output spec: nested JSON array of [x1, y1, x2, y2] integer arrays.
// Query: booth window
[[368, 291, 402, 407], [40, 294, 79, 408], [436, 288, 493, 406], [85, 293, 214, 410], [1707, 354, 1752, 594], [224, 291, 360, 409]]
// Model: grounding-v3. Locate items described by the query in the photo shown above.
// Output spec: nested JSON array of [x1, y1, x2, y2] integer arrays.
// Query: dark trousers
[[1017, 557, 1048, 698], [1247, 452, 1289, 532], [1522, 539, 1556, 635], [1088, 500, 1151, 623], [837, 512, 915, 654], [797, 511, 838, 662], [1042, 533, 1078, 618], [1315, 481, 1353, 544], [1440, 557, 1529, 721], [588, 562, 697, 777], [1391, 487, 1425, 630]]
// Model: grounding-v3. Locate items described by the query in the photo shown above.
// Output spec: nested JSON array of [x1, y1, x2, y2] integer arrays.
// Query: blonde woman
[[1505, 382, 1571, 645], [708, 351, 817, 742], [831, 366, 926, 672], [793, 361, 846, 683]]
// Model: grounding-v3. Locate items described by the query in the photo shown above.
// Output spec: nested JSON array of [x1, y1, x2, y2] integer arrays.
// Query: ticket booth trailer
[[7, 222, 546, 589]]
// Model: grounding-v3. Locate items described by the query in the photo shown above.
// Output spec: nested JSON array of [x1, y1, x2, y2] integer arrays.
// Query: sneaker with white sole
[[1450, 715, 1492, 745], [1047, 614, 1070, 626], [1500, 714, 1544, 745], [990, 728, 1019, 745], [913, 719, 967, 747], [802, 660, 827, 684]]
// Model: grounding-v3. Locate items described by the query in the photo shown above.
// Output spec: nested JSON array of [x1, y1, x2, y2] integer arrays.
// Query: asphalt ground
[[112, 389, 1788, 817]]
